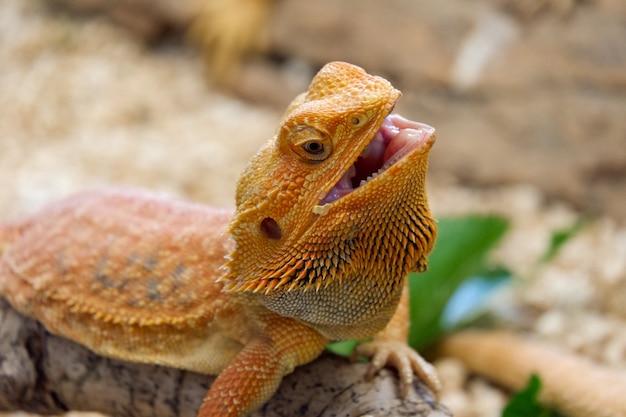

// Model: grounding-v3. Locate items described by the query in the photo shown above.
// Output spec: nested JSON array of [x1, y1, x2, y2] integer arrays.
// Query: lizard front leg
[[197, 312, 328, 417], [355, 280, 441, 399]]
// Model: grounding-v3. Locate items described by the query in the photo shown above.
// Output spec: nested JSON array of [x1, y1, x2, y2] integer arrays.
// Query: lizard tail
[[0, 225, 9, 294], [0, 224, 13, 256], [0, 226, 8, 256], [0, 222, 20, 260], [0, 223, 19, 295]]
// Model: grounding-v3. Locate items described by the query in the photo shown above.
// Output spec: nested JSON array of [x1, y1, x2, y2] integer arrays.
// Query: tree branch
[[0, 299, 449, 417]]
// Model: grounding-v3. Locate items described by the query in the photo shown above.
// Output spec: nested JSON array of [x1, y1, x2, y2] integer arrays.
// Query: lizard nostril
[[260, 217, 282, 240]]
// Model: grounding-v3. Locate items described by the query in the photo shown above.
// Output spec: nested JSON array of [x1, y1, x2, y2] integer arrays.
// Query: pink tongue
[[321, 114, 434, 205], [381, 114, 434, 165], [322, 165, 355, 202], [382, 128, 423, 163]]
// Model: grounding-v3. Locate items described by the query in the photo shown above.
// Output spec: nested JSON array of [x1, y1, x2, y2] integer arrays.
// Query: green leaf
[[503, 374, 561, 417], [539, 219, 586, 265], [326, 339, 360, 357], [408, 215, 509, 349]]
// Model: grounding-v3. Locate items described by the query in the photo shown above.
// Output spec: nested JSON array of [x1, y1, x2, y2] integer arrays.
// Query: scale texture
[[0, 61, 439, 416]]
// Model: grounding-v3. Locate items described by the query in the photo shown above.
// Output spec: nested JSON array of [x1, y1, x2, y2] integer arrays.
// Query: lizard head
[[221, 62, 436, 334]]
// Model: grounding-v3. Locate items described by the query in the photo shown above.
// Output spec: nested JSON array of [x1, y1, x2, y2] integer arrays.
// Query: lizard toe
[[356, 340, 441, 400]]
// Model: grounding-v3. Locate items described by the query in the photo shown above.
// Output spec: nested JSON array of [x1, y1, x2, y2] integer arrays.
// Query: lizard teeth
[[359, 169, 383, 187], [321, 114, 435, 205]]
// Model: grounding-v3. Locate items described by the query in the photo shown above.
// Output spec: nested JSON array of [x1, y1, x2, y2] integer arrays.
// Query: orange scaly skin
[[0, 62, 439, 416]]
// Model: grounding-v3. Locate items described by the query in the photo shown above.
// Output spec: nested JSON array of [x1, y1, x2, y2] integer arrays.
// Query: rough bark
[[0, 299, 450, 417]]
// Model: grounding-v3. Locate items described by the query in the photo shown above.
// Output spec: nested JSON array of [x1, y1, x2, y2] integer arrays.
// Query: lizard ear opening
[[260, 217, 282, 240]]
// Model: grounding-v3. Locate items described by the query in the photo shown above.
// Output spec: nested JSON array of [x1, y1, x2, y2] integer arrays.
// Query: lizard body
[[0, 62, 439, 416]]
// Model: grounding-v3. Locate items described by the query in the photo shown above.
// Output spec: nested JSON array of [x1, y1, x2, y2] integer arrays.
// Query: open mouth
[[321, 114, 435, 205]]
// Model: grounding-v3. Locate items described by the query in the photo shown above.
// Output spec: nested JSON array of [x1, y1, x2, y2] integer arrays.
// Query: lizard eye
[[288, 126, 333, 162], [302, 140, 324, 155]]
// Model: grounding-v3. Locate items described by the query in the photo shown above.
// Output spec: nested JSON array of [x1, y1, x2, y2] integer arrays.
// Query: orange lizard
[[0, 61, 439, 416]]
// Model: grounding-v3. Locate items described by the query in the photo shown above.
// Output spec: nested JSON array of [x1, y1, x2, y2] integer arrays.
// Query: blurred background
[[0, 0, 624, 416]]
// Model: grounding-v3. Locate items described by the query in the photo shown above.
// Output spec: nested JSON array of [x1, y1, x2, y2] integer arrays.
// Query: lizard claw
[[355, 340, 441, 400]]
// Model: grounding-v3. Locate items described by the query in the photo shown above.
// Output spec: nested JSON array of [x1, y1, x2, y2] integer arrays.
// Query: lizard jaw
[[321, 114, 435, 205]]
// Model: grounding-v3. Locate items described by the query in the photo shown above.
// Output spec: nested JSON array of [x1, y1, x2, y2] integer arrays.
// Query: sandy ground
[[0, 0, 277, 216], [1, 1, 625, 416]]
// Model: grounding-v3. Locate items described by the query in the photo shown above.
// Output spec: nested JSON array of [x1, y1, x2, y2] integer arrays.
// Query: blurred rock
[[268, 0, 626, 222], [32, 0, 626, 221]]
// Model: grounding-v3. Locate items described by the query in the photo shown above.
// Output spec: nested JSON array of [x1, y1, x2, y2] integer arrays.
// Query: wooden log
[[0, 298, 450, 417]]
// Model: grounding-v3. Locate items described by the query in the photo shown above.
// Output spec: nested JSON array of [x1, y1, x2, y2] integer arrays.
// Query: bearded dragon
[[0, 61, 439, 416]]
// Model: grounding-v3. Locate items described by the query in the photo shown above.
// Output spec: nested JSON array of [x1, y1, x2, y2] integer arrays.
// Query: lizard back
[[0, 189, 250, 374]]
